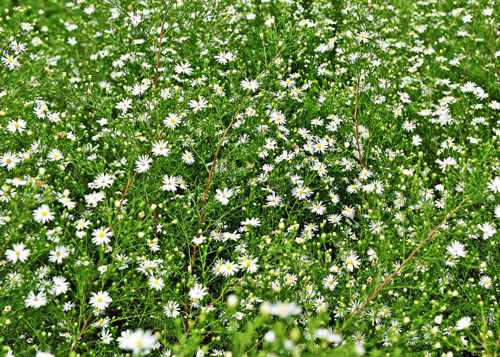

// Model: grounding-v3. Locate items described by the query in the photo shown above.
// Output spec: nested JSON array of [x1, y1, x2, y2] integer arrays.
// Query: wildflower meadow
[[1, 0, 500, 356]]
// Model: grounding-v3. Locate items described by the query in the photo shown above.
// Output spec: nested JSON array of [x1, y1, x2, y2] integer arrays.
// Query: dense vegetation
[[1, 0, 500, 356]]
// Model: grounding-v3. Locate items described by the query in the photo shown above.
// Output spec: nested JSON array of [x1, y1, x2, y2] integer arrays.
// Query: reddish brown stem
[[487, 23, 500, 79], [74, 314, 92, 347], [118, 172, 138, 211], [337, 200, 464, 334], [183, 92, 251, 331]]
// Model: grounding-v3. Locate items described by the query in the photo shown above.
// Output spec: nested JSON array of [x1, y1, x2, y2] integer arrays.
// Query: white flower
[[323, 274, 338, 291], [33, 205, 55, 224], [25, 291, 48, 308], [92, 227, 113, 246], [6, 243, 31, 264], [239, 256, 259, 273], [162, 175, 179, 192], [345, 254, 361, 272], [188, 97, 208, 112], [220, 261, 238, 277], [264, 331, 276, 343], [135, 155, 153, 173], [311, 201, 327, 215], [49, 246, 70, 264], [116, 98, 132, 112], [152, 141, 170, 156], [241, 217, 261, 227], [269, 301, 302, 318], [214, 51, 233, 64], [479, 276, 492, 289], [483, 8, 493, 16], [164, 113, 181, 129], [89, 291, 113, 310], [215, 187, 234, 205], [192, 235, 205, 245], [48, 149, 63, 161], [164, 301, 181, 318], [342, 205, 356, 219], [435, 157, 457, 172], [446, 241, 467, 258], [94, 173, 115, 189], [7, 119, 27, 133], [240, 78, 260, 92], [51, 276, 69, 295], [1, 152, 21, 170], [101, 329, 114, 344], [266, 193, 282, 207], [456, 316, 471, 330], [412, 135, 422, 146], [494, 205, 500, 219], [181, 151, 195, 165], [174, 62, 193, 75], [148, 277, 165, 291], [121, 329, 157, 356], [85, 191, 105, 206], [189, 283, 209, 301], [487, 177, 500, 194], [478, 222, 496, 240], [59, 196, 76, 209]]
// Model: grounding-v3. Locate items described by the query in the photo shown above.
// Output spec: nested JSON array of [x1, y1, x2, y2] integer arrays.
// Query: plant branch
[[488, 22, 500, 79], [353, 84, 363, 170], [337, 199, 465, 334], [183, 280, 241, 337]]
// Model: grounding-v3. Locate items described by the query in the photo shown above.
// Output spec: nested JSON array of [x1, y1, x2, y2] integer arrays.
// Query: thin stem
[[73, 314, 92, 350], [353, 84, 363, 169], [352, 84, 368, 208], [73, 10, 169, 349], [183, 280, 241, 337], [182, 46, 288, 333], [463, 42, 469, 85], [487, 22, 500, 79], [183, 91, 250, 330], [337, 199, 465, 334], [245, 338, 265, 354], [154, 15, 168, 91]]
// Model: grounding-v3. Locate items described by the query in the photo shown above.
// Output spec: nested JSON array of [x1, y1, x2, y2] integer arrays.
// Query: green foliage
[[1, 0, 500, 356]]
